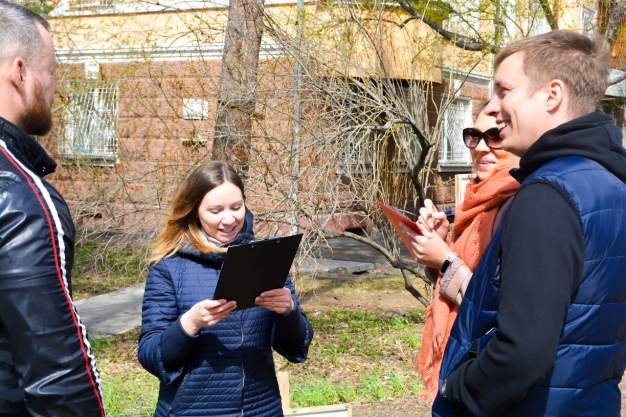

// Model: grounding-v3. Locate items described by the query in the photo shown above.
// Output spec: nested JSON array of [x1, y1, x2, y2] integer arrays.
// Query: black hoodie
[[513, 112, 626, 183], [445, 112, 626, 416]]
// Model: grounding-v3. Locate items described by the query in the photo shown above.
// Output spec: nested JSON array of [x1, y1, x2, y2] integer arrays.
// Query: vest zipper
[[240, 310, 245, 415]]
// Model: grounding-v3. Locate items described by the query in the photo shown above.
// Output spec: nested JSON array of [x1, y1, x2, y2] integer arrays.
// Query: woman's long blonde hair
[[151, 161, 245, 264]]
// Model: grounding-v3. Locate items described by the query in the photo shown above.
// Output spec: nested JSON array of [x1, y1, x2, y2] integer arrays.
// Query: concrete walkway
[[75, 285, 144, 336], [75, 236, 418, 336], [75, 243, 388, 336]]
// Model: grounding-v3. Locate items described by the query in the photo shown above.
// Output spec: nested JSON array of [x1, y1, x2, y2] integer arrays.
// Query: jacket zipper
[[240, 310, 245, 416]]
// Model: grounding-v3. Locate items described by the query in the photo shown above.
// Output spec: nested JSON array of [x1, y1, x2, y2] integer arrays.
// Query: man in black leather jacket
[[0, 2, 106, 415]]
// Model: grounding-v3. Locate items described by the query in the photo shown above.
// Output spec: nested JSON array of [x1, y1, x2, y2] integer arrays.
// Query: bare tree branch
[[538, 0, 559, 31], [395, 0, 500, 54], [401, 269, 430, 307]]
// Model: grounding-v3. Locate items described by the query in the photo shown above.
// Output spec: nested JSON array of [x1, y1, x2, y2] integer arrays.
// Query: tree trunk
[[212, 0, 265, 172]]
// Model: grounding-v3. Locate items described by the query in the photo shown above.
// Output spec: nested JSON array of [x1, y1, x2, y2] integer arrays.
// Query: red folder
[[376, 200, 422, 253]]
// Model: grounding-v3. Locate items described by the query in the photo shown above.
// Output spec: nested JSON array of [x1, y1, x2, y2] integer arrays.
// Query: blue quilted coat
[[433, 156, 626, 416], [138, 210, 313, 417]]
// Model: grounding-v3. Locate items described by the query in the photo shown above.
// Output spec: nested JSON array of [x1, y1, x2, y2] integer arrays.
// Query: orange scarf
[[416, 165, 519, 403]]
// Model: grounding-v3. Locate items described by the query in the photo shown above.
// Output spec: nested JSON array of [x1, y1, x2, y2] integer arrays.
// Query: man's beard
[[21, 80, 53, 136]]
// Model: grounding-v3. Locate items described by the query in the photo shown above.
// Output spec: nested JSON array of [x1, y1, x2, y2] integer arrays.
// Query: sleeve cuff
[[275, 302, 302, 328], [159, 316, 198, 379], [439, 257, 472, 305], [165, 317, 199, 346]]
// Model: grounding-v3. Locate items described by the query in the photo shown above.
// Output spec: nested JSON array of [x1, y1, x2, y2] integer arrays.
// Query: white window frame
[[67, 0, 114, 12], [500, 0, 518, 43], [528, 2, 551, 36], [439, 96, 472, 169], [338, 82, 427, 175], [581, 6, 597, 37], [183, 98, 209, 120], [337, 127, 374, 175], [621, 106, 626, 149], [442, 0, 480, 38], [60, 81, 118, 166]]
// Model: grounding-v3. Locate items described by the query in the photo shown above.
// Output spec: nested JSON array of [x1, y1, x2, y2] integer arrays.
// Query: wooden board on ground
[[283, 404, 352, 416]]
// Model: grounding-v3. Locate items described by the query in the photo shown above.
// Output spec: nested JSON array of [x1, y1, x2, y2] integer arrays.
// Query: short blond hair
[[495, 30, 610, 118]]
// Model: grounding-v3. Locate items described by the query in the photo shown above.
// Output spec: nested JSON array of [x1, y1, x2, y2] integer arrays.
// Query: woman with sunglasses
[[401, 104, 519, 404]]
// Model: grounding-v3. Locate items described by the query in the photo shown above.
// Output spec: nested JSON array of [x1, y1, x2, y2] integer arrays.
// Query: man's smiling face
[[485, 52, 551, 157]]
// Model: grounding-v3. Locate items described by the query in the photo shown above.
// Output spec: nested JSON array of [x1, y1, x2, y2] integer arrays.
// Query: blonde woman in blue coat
[[138, 161, 313, 417]]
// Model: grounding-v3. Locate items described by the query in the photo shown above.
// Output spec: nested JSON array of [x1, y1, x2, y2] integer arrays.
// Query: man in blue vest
[[433, 30, 626, 416]]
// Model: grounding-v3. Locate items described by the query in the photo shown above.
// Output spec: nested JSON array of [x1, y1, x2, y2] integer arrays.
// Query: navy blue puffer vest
[[433, 156, 626, 416]]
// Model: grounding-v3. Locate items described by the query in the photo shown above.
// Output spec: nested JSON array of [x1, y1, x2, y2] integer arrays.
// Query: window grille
[[440, 98, 471, 164], [68, 0, 114, 11], [442, 0, 479, 37], [60, 81, 118, 165], [501, 0, 518, 43], [581, 6, 597, 37], [528, 2, 551, 35], [341, 132, 373, 168], [338, 82, 426, 174]]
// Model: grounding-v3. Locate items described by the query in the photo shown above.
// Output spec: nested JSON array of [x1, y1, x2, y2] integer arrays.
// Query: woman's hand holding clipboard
[[378, 199, 453, 271], [376, 200, 422, 255]]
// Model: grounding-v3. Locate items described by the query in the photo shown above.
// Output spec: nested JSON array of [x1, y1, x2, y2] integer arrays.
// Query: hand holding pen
[[417, 199, 449, 241], [398, 199, 453, 270]]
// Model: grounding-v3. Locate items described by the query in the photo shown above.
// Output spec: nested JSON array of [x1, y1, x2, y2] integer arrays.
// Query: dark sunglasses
[[462, 127, 503, 149]]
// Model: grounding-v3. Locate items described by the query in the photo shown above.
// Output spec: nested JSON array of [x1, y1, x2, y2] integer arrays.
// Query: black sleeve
[[0, 183, 105, 416], [445, 181, 584, 416]]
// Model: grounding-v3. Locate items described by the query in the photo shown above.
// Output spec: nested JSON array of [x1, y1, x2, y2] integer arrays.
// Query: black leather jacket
[[0, 117, 106, 416]]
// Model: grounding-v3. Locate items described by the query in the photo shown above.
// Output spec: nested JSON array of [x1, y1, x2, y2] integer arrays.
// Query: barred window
[[60, 81, 118, 165], [581, 6, 597, 37], [68, 0, 114, 11], [529, 2, 551, 35], [337, 81, 427, 174], [439, 98, 472, 164], [442, 0, 479, 37]]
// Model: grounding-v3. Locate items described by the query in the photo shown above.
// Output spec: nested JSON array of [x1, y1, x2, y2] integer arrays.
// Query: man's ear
[[545, 79, 565, 113], [8, 57, 28, 95]]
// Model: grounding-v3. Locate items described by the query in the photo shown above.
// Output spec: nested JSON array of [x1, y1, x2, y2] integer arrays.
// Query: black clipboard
[[213, 234, 303, 310]]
